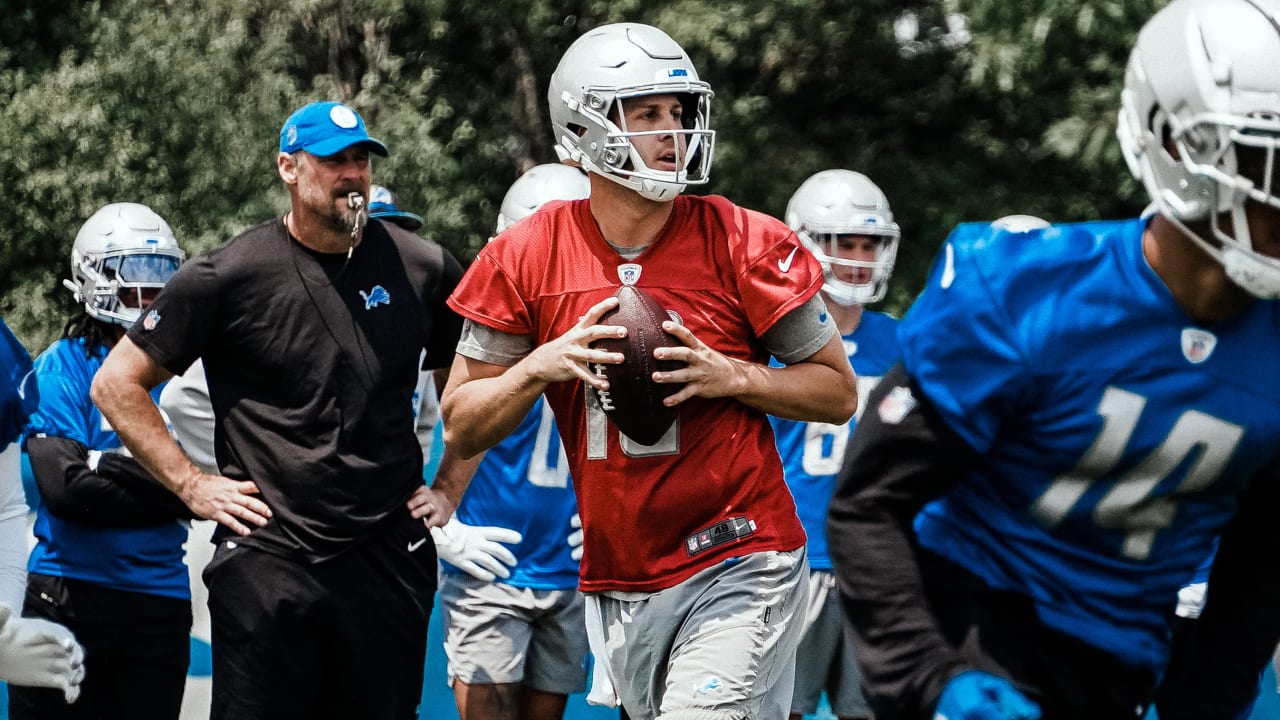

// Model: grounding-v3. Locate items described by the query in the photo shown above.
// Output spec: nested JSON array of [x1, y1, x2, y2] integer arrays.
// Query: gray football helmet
[[495, 164, 591, 234], [547, 23, 714, 202], [1117, 0, 1280, 298], [63, 203, 184, 326], [785, 170, 900, 306]]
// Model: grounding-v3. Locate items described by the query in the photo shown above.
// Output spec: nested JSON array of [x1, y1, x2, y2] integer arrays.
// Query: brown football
[[589, 285, 686, 445]]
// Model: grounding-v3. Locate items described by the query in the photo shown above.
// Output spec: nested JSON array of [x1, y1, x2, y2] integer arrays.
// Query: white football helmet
[[991, 214, 1050, 233], [1117, 0, 1280, 298], [63, 203, 184, 326], [548, 23, 714, 202], [785, 170, 901, 306], [495, 164, 591, 234]]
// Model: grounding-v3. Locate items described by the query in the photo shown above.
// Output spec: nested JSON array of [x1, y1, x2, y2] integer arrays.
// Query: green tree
[[0, 0, 1169, 350]]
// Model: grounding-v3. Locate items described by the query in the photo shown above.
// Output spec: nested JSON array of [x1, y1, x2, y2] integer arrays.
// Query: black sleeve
[[422, 245, 465, 371], [26, 435, 196, 526], [1155, 455, 1280, 720], [826, 362, 977, 720]]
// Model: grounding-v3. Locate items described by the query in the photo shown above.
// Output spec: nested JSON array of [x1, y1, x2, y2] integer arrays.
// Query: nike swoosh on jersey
[[407, 537, 428, 552], [778, 247, 800, 272]]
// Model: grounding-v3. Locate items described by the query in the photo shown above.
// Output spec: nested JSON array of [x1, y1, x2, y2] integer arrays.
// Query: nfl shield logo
[[1180, 327, 1217, 365], [617, 263, 642, 286], [878, 385, 917, 425], [142, 310, 161, 331]]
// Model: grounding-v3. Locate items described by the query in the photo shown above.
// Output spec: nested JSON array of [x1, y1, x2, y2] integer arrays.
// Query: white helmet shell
[[548, 23, 715, 202], [64, 203, 184, 326], [496, 164, 591, 234], [785, 170, 900, 306], [1117, 0, 1280, 297], [991, 215, 1050, 233]]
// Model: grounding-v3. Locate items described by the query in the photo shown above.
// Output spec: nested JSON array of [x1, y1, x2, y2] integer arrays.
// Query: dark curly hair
[[60, 312, 120, 359]]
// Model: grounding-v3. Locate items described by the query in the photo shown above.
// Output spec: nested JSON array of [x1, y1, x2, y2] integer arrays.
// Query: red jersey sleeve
[[704, 197, 824, 336], [447, 245, 533, 335]]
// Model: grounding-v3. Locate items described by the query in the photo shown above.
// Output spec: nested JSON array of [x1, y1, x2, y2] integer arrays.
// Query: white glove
[[86, 446, 131, 472], [568, 513, 584, 562], [430, 516, 523, 582], [0, 604, 85, 703]]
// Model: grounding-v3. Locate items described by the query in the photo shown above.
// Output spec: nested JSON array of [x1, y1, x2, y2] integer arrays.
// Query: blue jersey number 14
[[1029, 386, 1243, 560]]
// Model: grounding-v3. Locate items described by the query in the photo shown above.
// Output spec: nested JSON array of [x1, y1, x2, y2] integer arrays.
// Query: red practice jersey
[[448, 195, 819, 593]]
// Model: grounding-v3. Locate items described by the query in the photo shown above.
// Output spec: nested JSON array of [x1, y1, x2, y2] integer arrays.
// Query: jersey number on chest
[[1029, 386, 1243, 560]]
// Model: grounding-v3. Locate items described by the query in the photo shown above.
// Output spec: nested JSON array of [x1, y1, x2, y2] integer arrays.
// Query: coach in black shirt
[[92, 100, 465, 720]]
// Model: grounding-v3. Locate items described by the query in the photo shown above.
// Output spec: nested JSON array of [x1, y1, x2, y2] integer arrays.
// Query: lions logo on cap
[[329, 105, 359, 129], [371, 186, 393, 204]]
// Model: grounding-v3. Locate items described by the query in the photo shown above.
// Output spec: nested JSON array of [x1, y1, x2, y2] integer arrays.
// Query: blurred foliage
[[0, 0, 1166, 353]]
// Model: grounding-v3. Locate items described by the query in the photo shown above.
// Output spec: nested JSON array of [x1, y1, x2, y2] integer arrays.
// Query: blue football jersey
[[24, 337, 189, 598], [0, 319, 37, 451], [448, 397, 580, 589], [900, 218, 1280, 671], [772, 310, 900, 570]]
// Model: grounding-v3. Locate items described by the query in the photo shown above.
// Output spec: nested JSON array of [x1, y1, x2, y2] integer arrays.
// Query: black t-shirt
[[129, 218, 464, 561]]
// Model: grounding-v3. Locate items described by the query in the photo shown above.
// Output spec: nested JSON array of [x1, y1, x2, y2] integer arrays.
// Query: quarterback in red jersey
[[434, 22, 857, 720]]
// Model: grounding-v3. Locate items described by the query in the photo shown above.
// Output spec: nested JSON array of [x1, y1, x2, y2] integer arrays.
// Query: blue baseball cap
[[369, 185, 424, 231], [279, 101, 389, 157]]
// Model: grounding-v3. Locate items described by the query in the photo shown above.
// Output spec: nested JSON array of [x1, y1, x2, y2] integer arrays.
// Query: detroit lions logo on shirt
[[359, 285, 390, 310]]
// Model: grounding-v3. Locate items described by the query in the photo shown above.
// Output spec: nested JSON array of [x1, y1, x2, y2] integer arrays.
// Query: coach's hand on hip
[[180, 470, 271, 536]]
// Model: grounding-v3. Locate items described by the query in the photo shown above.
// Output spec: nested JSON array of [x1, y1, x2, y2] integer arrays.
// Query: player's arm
[[405, 443, 484, 528], [441, 298, 624, 459], [25, 435, 195, 525], [1155, 455, 1280, 720], [826, 362, 978, 720], [157, 360, 218, 475], [654, 295, 857, 425], [91, 336, 270, 535]]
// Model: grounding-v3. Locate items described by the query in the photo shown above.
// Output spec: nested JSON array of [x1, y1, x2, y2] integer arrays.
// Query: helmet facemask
[[549, 23, 716, 203], [560, 87, 714, 202], [797, 230, 900, 306], [68, 248, 183, 326]]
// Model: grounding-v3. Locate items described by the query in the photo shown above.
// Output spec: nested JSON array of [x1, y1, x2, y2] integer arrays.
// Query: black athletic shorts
[[203, 507, 437, 720], [9, 573, 191, 720]]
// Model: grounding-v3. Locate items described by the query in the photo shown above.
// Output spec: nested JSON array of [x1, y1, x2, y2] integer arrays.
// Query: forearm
[[429, 447, 485, 508], [441, 357, 545, 458], [733, 333, 857, 424], [27, 436, 193, 525], [732, 358, 855, 424], [91, 365, 200, 498]]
